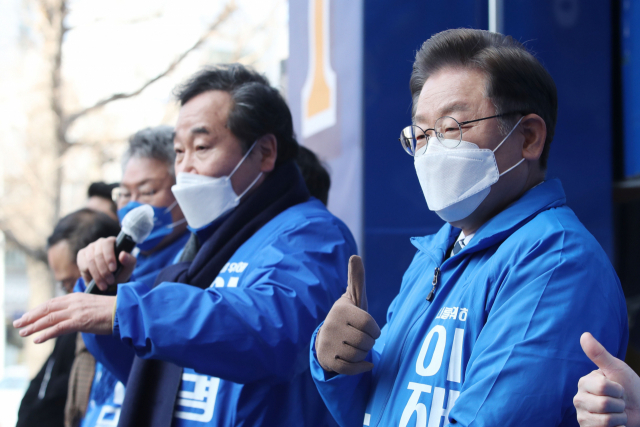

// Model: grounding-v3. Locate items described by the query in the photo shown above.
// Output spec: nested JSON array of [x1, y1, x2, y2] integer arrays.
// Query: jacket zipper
[[372, 304, 430, 427], [373, 258, 444, 427], [426, 267, 440, 302]]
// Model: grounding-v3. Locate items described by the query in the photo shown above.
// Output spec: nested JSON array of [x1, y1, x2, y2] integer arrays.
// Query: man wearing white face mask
[[67, 126, 190, 427], [15, 64, 357, 427], [311, 29, 628, 427]]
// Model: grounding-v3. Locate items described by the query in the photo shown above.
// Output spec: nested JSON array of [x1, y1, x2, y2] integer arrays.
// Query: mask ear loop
[[235, 172, 263, 201], [494, 116, 526, 177], [499, 158, 525, 177], [163, 200, 187, 229], [227, 140, 260, 179], [492, 116, 525, 153], [166, 218, 187, 229], [226, 139, 264, 201], [163, 200, 178, 215]]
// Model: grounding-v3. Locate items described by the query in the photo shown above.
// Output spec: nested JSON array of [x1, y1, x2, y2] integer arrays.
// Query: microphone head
[[121, 205, 155, 243]]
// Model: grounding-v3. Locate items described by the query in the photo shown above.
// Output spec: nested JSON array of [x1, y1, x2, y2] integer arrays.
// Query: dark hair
[[47, 208, 121, 262], [296, 146, 331, 205], [88, 182, 118, 215], [122, 126, 176, 176], [410, 29, 558, 170], [175, 63, 298, 165]]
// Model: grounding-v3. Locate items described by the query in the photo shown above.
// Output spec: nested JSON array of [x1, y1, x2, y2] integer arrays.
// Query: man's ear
[[521, 114, 546, 162], [257, 134, 277, 173]]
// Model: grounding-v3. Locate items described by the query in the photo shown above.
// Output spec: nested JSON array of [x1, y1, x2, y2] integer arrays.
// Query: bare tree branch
[[66, 10, 164, 30], [2, 0, 236, 269], [63, 2, 236, 131], [0, 226, 48, 265], [50, 0, 69, 224], [51, 0, 68, 144], [71, 138, 126, 147]]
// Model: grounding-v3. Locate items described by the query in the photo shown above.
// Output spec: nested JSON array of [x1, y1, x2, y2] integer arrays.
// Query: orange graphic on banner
[[301, 0, 337, 139], [307, 0, 331, 117]]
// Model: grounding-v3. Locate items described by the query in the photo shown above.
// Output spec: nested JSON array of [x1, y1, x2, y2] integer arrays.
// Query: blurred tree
[[0, 0, 236, 374]]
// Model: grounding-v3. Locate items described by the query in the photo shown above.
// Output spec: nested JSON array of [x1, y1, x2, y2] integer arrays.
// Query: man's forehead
[[175, 90, 231, 133], [414, 67, 487, 123], [415, 102, 471, 124], [48, 239, 71, 257]]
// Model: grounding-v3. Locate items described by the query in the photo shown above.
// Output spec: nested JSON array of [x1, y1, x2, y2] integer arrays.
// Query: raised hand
[[77, 237, 137, 291], [316, 255, 381, 375], [574, 332, 640, 427]]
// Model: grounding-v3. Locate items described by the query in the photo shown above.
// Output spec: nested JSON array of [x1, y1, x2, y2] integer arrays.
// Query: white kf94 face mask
[[172, 141, 262, 229], [413, 117, 524, 223]]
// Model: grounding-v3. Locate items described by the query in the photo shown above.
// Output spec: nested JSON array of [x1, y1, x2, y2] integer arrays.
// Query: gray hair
[[121, 125, 176, 177]]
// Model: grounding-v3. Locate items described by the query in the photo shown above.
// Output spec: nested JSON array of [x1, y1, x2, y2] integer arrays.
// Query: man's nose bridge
[[180, 150, 197, 173]]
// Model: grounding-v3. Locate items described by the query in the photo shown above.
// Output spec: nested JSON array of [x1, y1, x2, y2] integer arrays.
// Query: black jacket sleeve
[[16, 333, 77, 427]]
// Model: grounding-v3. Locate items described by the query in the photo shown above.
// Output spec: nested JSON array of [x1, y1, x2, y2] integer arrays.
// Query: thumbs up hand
[[316, 256, 381, 375], [574, 332, 640, 427]]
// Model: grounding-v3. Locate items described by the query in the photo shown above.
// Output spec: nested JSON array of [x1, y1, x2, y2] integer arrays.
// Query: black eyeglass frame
[[399, 112, 527, 156]]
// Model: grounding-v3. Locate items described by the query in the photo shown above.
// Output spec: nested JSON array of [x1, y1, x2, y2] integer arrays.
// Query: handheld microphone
[[85, 205, 155, 295]]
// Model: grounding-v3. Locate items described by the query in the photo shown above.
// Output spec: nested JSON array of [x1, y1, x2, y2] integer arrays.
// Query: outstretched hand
[[316, 255, 381, 376], [13, 293, 116, 343], [574, 332, 640, 427]]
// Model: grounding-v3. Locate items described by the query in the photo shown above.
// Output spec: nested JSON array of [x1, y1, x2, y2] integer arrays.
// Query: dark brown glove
[[316, 255, 381, 375]]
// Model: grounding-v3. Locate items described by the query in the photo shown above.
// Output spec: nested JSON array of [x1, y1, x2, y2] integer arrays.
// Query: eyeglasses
[[398, 113, 521, 156], [112, 181, 165, 205]]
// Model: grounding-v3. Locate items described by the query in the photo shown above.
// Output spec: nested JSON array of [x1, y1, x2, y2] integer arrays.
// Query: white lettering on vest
[[428, 387, 460, 427], [446, 328, 464, 383], [174, 374, 220, 422], [416, 325, 447, 377], [400, 382, 433, 427]]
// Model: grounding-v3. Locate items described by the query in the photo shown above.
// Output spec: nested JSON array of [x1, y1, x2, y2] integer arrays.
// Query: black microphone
[[85, 205, 155, 295]]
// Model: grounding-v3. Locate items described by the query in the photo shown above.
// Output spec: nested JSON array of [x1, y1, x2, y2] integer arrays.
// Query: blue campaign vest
[[311, 179, 628, 427], [114, 198, 357, 426]]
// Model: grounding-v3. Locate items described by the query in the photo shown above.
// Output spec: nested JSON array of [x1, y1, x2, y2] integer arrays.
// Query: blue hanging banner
[[622, 0, 640, 178], [288, 0, 364, 251]]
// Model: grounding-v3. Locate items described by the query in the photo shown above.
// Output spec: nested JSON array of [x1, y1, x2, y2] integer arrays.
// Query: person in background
[[86, 182, 119, 221], [66, 126, 190, 427], [17, 209, 120, 427], [108, 125, 189, 287], [573, 332, 640, 427], [311, 28, 627, 427], [296, 145, 331, 206], [16, 63, 357, 427]]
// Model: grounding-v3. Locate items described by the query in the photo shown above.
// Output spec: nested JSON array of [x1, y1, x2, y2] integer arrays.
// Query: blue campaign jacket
[[110, 198, 356, 426], [311, 179, 628, 427], [76, 231, 190, 427]]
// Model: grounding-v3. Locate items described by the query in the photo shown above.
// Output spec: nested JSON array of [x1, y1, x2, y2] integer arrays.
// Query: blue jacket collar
[[411, 179, 567, 257]]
